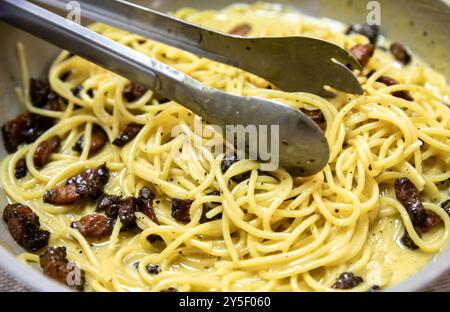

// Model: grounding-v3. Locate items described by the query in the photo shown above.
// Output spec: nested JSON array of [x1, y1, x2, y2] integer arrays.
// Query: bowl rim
[[0, 247, 69, 291], [1, 242, 449, 292]]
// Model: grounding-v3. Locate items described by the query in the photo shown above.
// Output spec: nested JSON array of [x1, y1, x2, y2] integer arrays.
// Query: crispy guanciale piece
[[221, 153, 251, 183], [171, 198, 193, 223], [200, 190, 222, 224], [43, 184, 80, 205], [71, 86, 94, 99], [145, 264, 161, 275], [400, 210, 442, 250], [420, 210, 442, 233], [39, 246, 85, 290], [345, 24, 379, 44], [96, 193, 122, 218], [42, 91, 62, 112], [376, 76, 414, 101], [66, 164, 109, 199], [137, 187, 158, 224], [14, 158, 28, 179], [368, 285, 381, 292], [30, 78, 62, 112], [2, 204, 50, 251], [72, 125, 108, 155], [146, 234, 163, 243], [30, 78, 51, 108], [112, 123, 143, 147], [118, 196, 137, 229], [221, 152, 238, 173], [71, 214, 114, 238], [394, 177, 427, 225], [390, 42, 412, 65], [401, 230, 419, 250], [33, 135, 61, 169], [300, 108, 326, 128], [71, 85, 83, 98], [123, 82, 147, 102], [43, 164, 109, 205], [395, 177, 445, 250], [161, 287, 177, 292], [228, 23, 252, 36], [349, 43, 375, 67], [1, 113, 53, 153], [29, 78, 61, 110], [1, 113, 31, 153], [332, 272, 364, 289], [441, 199, 450, 216]]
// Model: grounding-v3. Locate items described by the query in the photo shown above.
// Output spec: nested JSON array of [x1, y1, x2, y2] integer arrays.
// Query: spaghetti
[[1, 3, 449, 291]]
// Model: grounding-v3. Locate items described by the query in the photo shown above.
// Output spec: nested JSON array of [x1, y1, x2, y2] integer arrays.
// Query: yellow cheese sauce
[[2, 2, 449, 291]]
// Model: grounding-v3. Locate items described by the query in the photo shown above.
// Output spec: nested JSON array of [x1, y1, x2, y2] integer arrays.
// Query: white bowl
[[0, 0, 449, 291]]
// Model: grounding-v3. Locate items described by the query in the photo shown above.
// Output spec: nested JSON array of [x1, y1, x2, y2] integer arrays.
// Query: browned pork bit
[[345, 24, 379, 44], [221, 152, 239, 172], [1, 113, 53, 153], [368, 285, 381, 292], [376, 75, 398, 86], [112, 123, 143, 147], [395, 177, 445, 250], [161, 287, 177, 292], [376, 76, 414, 101], [44, 164, 109, 205], [441, 199, 450, 216], [71, 87, 94, 99], [200, 190, 222, 224], [118, 196, 137, 228], [221, 153, 251, 183], [71, 214, 114, 238], [60, 71, 71, 82], [394, 177, 427, 226], [420, 210, 442, 233], [401, 230, 419, 250], [349, 43, 375, 67], [1, 113, 31, 153], [96, 193, 122, 218], [146, 234, 163, 243], [2, 203, 50, 251], [145, 264, 161, 275], [30, 78, 62, 111], [43, 184, 80, 205], [200, 207, 222, 223], [123, 82, 147, 102], [137, 187, 159, 224], [40, 246, 85, 290], [71, 85, 83, 98], [72, 125, 108, 155], [300, 108, 326, 128], [66, 164, 109, 199], [14, 158, 28, 179], [228, 23, 252, 36], [43, 91, 62, 112], [30, 78, 51, 108], [171, 199, 193, 223], [390, 42, 412, 65], [33, 135, 61, 169], [332, 272, 364, 289]]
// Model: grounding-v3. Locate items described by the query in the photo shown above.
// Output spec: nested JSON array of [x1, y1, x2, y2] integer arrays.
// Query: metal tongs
[[0, 0, 363, 176]]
